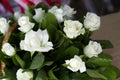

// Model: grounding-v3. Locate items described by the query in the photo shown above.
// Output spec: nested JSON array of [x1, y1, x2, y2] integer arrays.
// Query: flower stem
[[2, 22, 18, 45], [0, 22, 18, 77], [0, 61, 6, 77]]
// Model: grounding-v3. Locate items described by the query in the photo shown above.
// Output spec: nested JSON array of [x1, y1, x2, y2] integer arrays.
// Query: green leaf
[[57, 69, 69, 80], [48, 70, 59, 80], [35, 2, 49, 12], [25, 5, 35, 21], [12, 56, 19, 66], [5, 67, 17, 80], [9, 16, 16, 25], [14, 54, 25, 68], [0, 51, 5, 60], [44, 61, 54, 66], [46, 24, 57, 41], [87, 54, 112, 67], [30, 53, 44, 69], [64, 46, 79, 58], [87, 69, 107, 80], [41, 19, 47, 29], [54, 35, 65, 48], [25, 10, 33, 21], [99, 67, 117, 80], [82, 29, 91, 45], [95, 40, 113, 49], [41, 12, 58, 28], [54, 30, 68, 47], [23, 52, 31, 68], [54, 45, 79, 62], [27, 5, 35, 14], [10, 33, 24, 47], [107, 65, 120, 78], [0, 34, 3, 46], [35, 69, 48, 80], [53, 38, 72, 62], [59, 72, 69, 80], [70, 72, 92, 80]]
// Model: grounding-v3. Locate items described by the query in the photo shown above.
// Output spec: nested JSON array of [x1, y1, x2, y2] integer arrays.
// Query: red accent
[[1, 0, 14, 14], [56, 0, 61, 5], [45, 0, 53, 6], [22, 0, 34, 5], [19, 0, 35, 13], [19, 5, 24, 13], [45, 0, 61, 6]]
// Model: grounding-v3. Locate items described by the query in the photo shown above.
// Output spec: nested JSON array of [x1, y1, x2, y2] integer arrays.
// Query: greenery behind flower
[[0, 2, 120, 80]]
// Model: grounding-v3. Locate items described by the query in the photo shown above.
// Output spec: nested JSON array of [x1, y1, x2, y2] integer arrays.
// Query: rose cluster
[[0, 2, 119, 80]]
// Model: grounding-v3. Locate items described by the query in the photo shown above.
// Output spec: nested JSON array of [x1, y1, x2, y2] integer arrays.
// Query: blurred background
[[70, 0, 120, 19], [0, 0, 120, 18]]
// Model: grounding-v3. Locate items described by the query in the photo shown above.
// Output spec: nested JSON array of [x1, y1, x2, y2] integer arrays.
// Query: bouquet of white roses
[[0, 2, 120, 80]]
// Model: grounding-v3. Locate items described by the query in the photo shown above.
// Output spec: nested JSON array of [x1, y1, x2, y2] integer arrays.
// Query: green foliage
[[46, 24, 57, 42], [14, 54, 25, 68], [86, 53, 112, 67], [48, 69, 59, 80], [63, 46, 79, 59], [35, 2, 49, 12], [25, 5, 35, 21], [5, 67, 17, 80], [70, 72, 92, 80], [57, 69, 69, 80], [109, 65, 120, 78], [0, 2, 119, 80], [30, 53, 45, 69], [35, 69, 48, 80], [0, 34, 3, 46], [41, 12, 58, 28], [43, 61, 54, 66], [99, 67, 117, 80], [87, 69, 107, 80], [0, 51, 5, 60], [95, 40, 114, 49]]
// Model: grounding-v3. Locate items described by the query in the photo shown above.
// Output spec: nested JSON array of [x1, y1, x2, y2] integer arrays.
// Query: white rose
[[84, 12, 100, 31], [84, 41, 102, 58], [0, 17, 9, 34], [18, 16, 35, 33], [62, 5, 76, 19], [63, 20, 85, 39], [16, 68, 33, 80], [1, 43, 15, 56], [14, 12, 23, 20], [49, 6, 64, 22], [65, 55, 86, 73], [20, 29, 53, 52], [0, 78, 9, 80], [33, 8, 45, 23]]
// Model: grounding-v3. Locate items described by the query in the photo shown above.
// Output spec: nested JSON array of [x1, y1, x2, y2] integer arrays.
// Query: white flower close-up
[[16, 68, 33, 80], [0, 78, 9, 80], [18, 16, 35, 33], [14, 12, 23, 20], [65, 55, 86, 73], [0, 17, 9, 34], [0, 2, 119, 80], [84, 12, 100, 31], [1, 43, 15, 56], [20, 29, 53, 52], [63, 20, 85, 39], [62, 5, 76, 19], [33, 8, 45, 23], [49, 6, 64, 22], [84, 41, 102, 58]]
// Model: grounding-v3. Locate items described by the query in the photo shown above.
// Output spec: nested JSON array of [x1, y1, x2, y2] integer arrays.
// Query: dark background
[[70, 0, 120, 19], [0, 0, 120, 18]]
